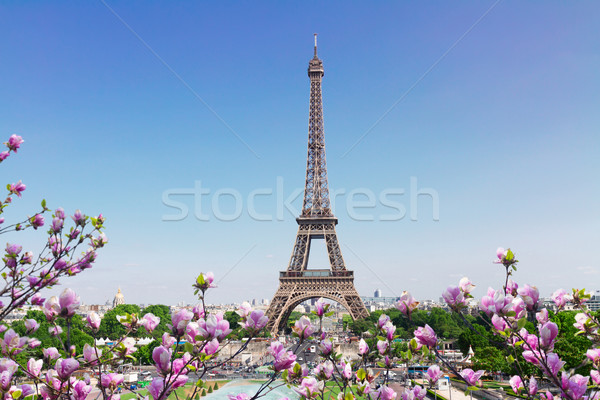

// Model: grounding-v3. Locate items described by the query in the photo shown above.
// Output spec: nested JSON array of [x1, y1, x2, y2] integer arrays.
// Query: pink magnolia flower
[[83, 343, 102, 364], [152, 346, 172, 375], [26, 358, 43, 377], [9, 181, 26, 197], [573, 313, 589, 332], [58, 288, 80, 318], [5, 244, 22, 257], [6, 135, 23, 152], [590, 370, 600, 385], [0, 151, 8, 161], [510, 297, 527, 320], [460, 369, 484, 386], [539, 321, 559, 349], [377, 385, 397, 400], [185, 322, 201, 343], [540, 392, 554, 400], [228, 394, 250, 400], [168, 309, 193, 336], [519, 328, 538, 350], [242, 310, 268, 333], [49, 325, 63, 336], [517, 284, 540, 311], [506, 279, 518, 296], [116, 337, 137, 358], [30, 293, 44, 306], [55, 358, 80, 380], [192, 303, 205, 320], [339, 359, 352, 380], [536, 308, 549, 324], [319, 338, 333, 356], [315, 360, 334, 379], [552, 289, 570, 309], [24, 319, 39, 334], [194, 272, 216, 292], [459, 277, 475, 294], [542, 353, 565, 376], [442, 285, 468, 310], [395, 291, 419, 318], [141, 313, 160, 333], [162, 332, 176, 348], [586, 348, 600, 364], [202, 338, 219, 356], [72, 210, 86, 226], [314, 298, 330, 317], [377, 340, 389, 355], [294, 377, 324, 399], [236, 302, 252, 319], [72, 380, 92, 400], [494, 247, 508, 264], [87, 312, 101, 330], [293, 316, 314, 340], [269, 341, 296, 371], [43, 347, 60, 360], [101, 373, 124, 390], [426, 365, 443, 384], [509, 375, 523, 393], [377, 314, 391, 329], [1, 329, 28, 355], [561, 372, 589, 400], [51, 217, 63, 233], [28, 338, 41, 348], [358, 338, 369, 355], [204, 313, 232, 341], [412, 385, 427, 400], [148, 377, 166, 400], [30, 214, 44, 229], [529, 377, 538, 396], [414, 325, 437, 348], [480, 288, 512, 317]]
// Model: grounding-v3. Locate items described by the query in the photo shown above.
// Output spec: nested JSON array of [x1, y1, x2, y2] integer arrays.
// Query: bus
[[407, 365, 429, 377]]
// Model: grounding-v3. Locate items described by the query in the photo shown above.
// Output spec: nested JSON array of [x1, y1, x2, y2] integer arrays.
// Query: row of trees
[[349, 305, 594, 378]]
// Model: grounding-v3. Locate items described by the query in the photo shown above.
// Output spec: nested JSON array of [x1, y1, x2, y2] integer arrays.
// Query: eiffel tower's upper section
[[301, 34, 333, 219]]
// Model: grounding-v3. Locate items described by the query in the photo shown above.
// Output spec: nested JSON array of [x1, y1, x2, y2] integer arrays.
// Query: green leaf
[[41, 199, 47, 208], [11, 389, 22, 399], [505, 249, 514, 261], [325, 311, 335, 317], [507, 355, 515, 363], [356, 368, 366, 381], [377, 362, 385, 368], [514, 340, 524, 347], [517, 318, 527, 330], [468, 386, 479, 391], [196, 379, 205, 388], [345, 392, 354, 400], [184, 342, 194, 353]]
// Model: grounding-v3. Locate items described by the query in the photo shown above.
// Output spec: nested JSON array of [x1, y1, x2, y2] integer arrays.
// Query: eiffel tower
[[265, 35, 369, 335]]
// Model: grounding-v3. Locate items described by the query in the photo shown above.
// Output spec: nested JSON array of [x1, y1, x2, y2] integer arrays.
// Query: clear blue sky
[[1, 2, 598, 306]]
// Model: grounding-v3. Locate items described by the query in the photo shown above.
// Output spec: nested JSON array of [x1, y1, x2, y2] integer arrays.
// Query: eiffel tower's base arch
[[265, 273, 369, 335]]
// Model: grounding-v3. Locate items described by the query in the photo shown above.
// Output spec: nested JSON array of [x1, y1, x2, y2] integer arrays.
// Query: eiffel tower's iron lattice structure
[[265, 36, 369, 335]]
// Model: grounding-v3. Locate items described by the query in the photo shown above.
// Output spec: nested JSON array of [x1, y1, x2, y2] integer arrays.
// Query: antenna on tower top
[[314, 33, 318, 57]]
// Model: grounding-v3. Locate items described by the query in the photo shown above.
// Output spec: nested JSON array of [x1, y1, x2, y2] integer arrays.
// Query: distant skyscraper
[[374, 289, 382, 298]]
